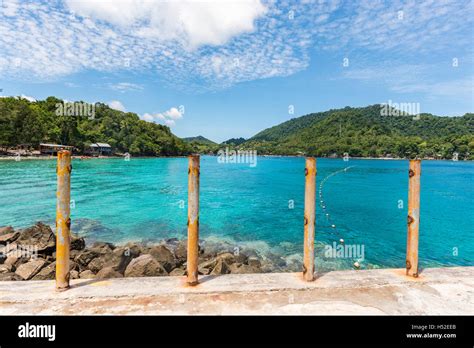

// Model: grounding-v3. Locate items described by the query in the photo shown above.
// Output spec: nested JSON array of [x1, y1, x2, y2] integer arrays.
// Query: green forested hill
[[1, 99, 472, 159], [222, 137, 247, 146], [182, 135, 219, 153], [182, 135, 217, 145], [0, 96, 191, 156], [240, 105, 474, 159]]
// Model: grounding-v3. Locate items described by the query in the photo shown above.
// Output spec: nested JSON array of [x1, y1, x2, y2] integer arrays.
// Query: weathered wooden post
[[406, 159, 421, 277], [187, 155, 200, 285], [56, 150, 72, 290], [303, 157, 316, 281]]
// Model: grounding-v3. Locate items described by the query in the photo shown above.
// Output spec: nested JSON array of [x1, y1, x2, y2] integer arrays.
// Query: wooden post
[[406, 159, 421, 277], [56, 150, 72, 290], [303, 157, 316, 281], [187, 155, 200, 285]]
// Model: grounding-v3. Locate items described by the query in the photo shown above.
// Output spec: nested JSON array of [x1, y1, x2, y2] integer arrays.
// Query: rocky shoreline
[[0, 222, 275, 281]]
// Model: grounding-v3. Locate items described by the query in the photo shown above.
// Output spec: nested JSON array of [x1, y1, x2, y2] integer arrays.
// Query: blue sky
[[0, 0, 473, 142]]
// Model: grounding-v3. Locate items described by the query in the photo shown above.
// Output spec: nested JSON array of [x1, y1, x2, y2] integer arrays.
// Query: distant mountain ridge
[[182, 135, 217, 145], [1, 99, 472, 159], [221, 137, 246, 146], [240, 105, 474, 159]]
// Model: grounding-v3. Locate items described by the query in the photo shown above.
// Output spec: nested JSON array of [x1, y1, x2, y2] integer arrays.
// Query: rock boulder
[[148, 245, 177, 272], [15, 259, 47, 280], [96, 266, 123, 279], [124, 254, 167, 277], [16, 223, 55, 254]]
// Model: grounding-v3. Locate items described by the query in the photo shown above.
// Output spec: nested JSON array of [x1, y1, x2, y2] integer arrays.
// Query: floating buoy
[[331, 224, 336, 228], [326, 213, 329, 217], [339, 238, 344, 244], [354, 261, 360, 269]]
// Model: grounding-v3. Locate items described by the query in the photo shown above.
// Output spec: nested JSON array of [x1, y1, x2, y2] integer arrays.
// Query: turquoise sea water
[[0, 156, 472, 270]]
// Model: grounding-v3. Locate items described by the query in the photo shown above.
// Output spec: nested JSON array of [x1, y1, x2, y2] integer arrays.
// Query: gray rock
[[79, 270, 95, 279], [241, 248, 259, 259], [111, 245, 141, 273], [70, 235, 85, 251], [0, 272, 22, 281], [148, 245, 177, 272], [216, 252, 238, 265], [87, 254, 118, 274], [228, 263, 242, 273], [228, 263, 261, 274], [16, 222, 56, 254], [69, 260, 80, 271], [90, 242, 115, 253], [165, 238, 179, 246], [15, 259, 47, 280], [75, 249, 100, 267], [169, 268, 186, 276], [31, 261, 77, 280], [174, 240, 202, 263], [86, 246, 136, 274], [210, 259, 230, 275], [0, 264, 13, 273], [4, 253, 29, 269], [69, 249, 81, 260], [121, 242, 143, 257], [32, 262, 55, 280], [124, 254, 168, 277], [174, 240, 188, 262], [70, 270, 79, 279], [198, 258, 218, 275], [247, 257, 261, 268], [0, 226, 14, 236], [0, 231, 20, 244], [96, 266, 123, 279]]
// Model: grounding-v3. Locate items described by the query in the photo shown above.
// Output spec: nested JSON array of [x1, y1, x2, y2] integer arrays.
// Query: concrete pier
[[0, 267, 472, 315]]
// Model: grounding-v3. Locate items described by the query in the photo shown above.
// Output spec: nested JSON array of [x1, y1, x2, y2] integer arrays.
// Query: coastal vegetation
[[0, 97, 191, 156], [240, 105, 474, 160], [1, 98, 472, 159], [222, 137, 247, 146]]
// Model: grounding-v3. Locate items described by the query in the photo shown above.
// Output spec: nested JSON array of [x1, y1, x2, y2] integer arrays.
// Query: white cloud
[[20, 94, 36, 102], [342, 63, 474, 100], [108, 82, 143, 92], [64, 82, 79, 88], [0, 0, 472, 92], [142, 113, 154, 122], [108, 100, 126, 112], [164, 107, 183, 120], [0, 0, 336, 89], [0, 94, 37, 101], [318, 0, 474, 54], [141, 106, 184, 127], [2, 0, 19, 17], [64, 0, 267, 49]]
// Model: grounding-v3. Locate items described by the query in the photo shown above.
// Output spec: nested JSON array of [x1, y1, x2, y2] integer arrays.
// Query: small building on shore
[[39, 143, 73, 155], [88, 143, 112, 156]]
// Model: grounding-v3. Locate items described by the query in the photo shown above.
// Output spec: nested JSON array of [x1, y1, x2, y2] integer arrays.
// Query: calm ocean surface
[[0, 156, 472, 270]]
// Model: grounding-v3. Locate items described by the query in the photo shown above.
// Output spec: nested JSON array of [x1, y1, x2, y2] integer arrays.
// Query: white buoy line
[[318, 165, 361, 269]]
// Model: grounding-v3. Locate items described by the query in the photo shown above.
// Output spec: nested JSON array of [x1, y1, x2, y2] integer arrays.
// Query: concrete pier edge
[[0, 266, 472, 315]]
